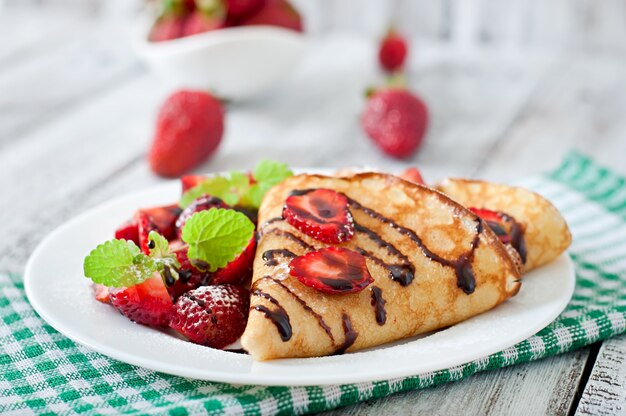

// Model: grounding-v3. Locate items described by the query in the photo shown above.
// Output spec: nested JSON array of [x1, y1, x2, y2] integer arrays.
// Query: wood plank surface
[[323, 349, 590, 416], [3, 2, 626, 414], [576, 336, 626, 415]]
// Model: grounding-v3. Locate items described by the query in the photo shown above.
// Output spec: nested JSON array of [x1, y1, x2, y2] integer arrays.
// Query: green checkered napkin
[[3, 151, 626, 415]]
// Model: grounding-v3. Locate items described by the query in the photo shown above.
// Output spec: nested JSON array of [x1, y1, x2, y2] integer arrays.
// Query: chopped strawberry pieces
[[282, 189, 354, 244], [170, 285, 249, 349], [289, 247, 374, 294], [166, 247, 212, 300], [399, 167, 425, 185], [108, 275, 174, 327], [114, 221, 139, 245], [135, 204, 182, 254], [211, 236, 256, 285], [175, 195, 230, 237]]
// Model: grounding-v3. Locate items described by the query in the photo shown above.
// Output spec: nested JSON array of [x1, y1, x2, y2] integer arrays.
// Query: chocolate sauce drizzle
[[370, 286, 387, 325], [251, 289, 292, 341], [500, 213, 528, 264], [253, 188, 488, 344], [262, 249, 296, 266], [347, 197, 482, 294], [254, 276, 336, 343], [334, 314, 357, 355], [353, 223, 415, 286]]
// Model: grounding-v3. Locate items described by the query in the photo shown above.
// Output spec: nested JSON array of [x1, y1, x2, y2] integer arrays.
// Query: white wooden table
[[2, 2, 626, 414]]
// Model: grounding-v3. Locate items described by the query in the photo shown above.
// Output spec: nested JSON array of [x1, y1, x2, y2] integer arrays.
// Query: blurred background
[[2, 0, 626, 271]]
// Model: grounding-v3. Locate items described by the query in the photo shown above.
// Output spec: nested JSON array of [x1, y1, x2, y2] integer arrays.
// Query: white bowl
[[133, 19, 307, 100]]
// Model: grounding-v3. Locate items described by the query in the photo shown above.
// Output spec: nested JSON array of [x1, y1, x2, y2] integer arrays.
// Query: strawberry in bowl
[[134, 0, 306, 100]]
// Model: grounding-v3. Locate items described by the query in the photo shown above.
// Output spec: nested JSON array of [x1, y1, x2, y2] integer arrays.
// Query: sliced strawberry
[[108, 275, 174, 327], [143, 205, 182, 239], [114, 220, 139, 245], [93, 284, 110, 304], [167, 246, 212, 300], [170, 285, 249, 349], [469, 208, 511, 244], [135, 204, 182, 254], [289, 247, 373, 294], [282, 188, 354, 243], [181, 175, 206, 193], [399, 167, 424, 185], [211, 236, 256, 285], [175, 195, 230, 237]]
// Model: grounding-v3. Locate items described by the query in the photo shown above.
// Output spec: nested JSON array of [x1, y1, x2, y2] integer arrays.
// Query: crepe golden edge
[[436, 178, 572, 271]]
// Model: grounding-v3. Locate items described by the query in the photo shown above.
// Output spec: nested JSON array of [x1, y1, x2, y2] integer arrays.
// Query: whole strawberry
[[378, 28, 408, 73], [149, 90, 224, 178], [149, 15, 186, 42], [183, 10, 226, 36], [148, 0, 190, 42], [170, 285, 249, 348], [362, 88, 428, 159], [240, 0, 302, 32], [226, 0, 266, 21]]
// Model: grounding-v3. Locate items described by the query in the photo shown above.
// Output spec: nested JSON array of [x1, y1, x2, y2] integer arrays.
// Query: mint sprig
[[148, 231, 180, 281], [179, 160, 292, 209], [84, 240, 158, 288], [181, 208, 255, 272], [83, 232, 181, 288]]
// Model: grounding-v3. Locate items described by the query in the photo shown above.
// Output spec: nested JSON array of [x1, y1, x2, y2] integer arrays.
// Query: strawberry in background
[[149, 0, 188, 42], [378, 27, 408, 73], [149, 90, 224, 177], [148, 0, 302, 42], [240, 0, 303, 32], [183, 0, 227, 36], [361, 77, 429, 159], [225, 0, 267, 22]]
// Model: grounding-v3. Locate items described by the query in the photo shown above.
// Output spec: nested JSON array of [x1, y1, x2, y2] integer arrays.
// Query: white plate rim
[[24, 176, 576, 386]]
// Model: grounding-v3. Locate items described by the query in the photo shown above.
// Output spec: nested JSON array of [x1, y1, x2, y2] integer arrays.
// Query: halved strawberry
[[282, 189, 354, 243], [108, 275, 174, 327], [143, 205, 182, 239], [114, 220, 139, 245], [289, 247, 373, 294], [175, 195, 230, 237], [167, 246, 212, 300], [93, 284, 110, 304], [469, 207, 511, 244], [181, 175, 206, 193], [211, 236, 256, 285], [135, 204, 182, 254], [399, 167, 424, 185], [170, 285, 249, 349]]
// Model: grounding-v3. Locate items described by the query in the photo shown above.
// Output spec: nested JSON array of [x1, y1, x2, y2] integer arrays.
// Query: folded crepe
[[240, 173, 523, 360], [436, 178, 571, 271]]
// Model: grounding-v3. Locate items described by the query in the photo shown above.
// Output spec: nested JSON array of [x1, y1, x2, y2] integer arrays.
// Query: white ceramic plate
[[24, 178, 575, 386]]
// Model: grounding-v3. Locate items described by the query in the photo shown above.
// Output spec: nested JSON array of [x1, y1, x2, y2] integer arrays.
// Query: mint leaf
[[245, 160, 293, 208], [148, 231, 170, 259], [179, 160, 292, 210], [84, 240, 157, 288], [181, 208, 255, 272], [148, 231, 180, 279], [253, 160, 292, 184]]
